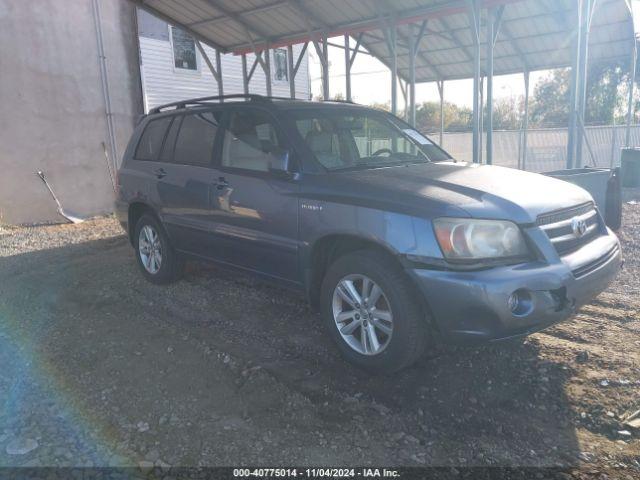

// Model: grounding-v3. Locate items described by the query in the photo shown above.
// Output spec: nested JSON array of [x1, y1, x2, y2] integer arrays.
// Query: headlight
[[433, 218, 529, 260]]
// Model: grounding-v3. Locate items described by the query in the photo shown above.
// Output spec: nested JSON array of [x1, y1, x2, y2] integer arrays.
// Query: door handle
[[154, 168, 167, 179], [215, 176, 230, 190]]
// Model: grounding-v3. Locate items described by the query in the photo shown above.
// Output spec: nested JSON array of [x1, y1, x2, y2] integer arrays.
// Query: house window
[[273, 48, 288, 82], [171, 27, 197, 70]]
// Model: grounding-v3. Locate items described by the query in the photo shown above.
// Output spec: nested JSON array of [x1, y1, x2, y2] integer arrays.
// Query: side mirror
[[268, 148, 292, 177]]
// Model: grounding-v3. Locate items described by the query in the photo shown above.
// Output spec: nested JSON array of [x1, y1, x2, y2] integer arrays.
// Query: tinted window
[[159, 115, 182, 163], [173, 111, 221, 167], [135, 117, 172, 161], [222, 110, 283, 172]]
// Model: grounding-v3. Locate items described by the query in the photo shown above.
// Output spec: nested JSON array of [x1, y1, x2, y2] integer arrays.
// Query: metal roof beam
[[132, 0, 228, 51], [188, 0, 289, 28], [231, 0, 525, 54], [201, 0, 271, 46]]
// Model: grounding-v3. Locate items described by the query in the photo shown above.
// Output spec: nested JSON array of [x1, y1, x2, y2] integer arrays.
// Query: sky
[[307, 40, 549, 108]]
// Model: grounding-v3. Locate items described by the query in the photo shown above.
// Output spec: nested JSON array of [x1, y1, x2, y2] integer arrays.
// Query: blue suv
[[116, 95, 622, 373]]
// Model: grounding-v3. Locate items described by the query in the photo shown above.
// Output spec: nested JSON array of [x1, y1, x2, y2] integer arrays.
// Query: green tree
[[530, 59, 635, 127]]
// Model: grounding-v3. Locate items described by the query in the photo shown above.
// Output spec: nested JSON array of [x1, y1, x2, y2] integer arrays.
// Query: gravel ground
[[0, 195, 639, 475]]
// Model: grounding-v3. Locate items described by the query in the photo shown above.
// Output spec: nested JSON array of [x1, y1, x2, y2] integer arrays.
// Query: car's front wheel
[[134, 214, 183, 284], [320, 250, 430, 373]]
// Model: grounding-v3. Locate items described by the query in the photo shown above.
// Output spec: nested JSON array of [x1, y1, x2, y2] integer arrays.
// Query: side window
[[173, 111, 222, 167], [135, 117, 172, 161], [159, 115, 183, 163], [222, 110, 283, 172], [171, 27, 197, 71], [273, 48, 288, 82]]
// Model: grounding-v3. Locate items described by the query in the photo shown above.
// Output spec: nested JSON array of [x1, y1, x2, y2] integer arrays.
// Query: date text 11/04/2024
[[233, 468, 401, 478]]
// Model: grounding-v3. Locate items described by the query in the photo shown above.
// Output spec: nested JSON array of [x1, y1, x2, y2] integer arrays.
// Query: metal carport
[[130, 0, 637, 169]]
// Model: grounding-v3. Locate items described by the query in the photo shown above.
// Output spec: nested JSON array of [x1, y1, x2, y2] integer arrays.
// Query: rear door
[[153, 108, 223, 257], [209, 105, 300, 284]]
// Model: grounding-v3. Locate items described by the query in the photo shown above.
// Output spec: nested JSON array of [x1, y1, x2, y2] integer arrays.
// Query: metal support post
[[567, 1, 582, 168], [522, 70, 530, 171], [288, 45, 295, 98], [437, 80, 445, 146], [390, 26, 398, 115], [196, 40, 224, 97], [408, 24, 417, 126], [575, 0, 595, 168], [264, 48, 272, 97], [486, 6, 504, 165], [468, 0, 482, 163], [626, 36, 638, 147], [344, 35, 351, 102], [241, 54, 249, 94]]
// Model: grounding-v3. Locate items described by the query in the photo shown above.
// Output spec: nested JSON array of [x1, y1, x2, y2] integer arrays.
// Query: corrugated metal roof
[[131, 0, 635, 83]]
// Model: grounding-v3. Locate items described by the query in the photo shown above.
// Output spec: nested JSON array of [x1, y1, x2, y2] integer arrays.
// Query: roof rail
[[149, 94, 268, 114]]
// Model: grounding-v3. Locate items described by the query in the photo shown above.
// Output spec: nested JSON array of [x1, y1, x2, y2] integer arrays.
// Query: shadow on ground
[[0, 236, 580, 467]]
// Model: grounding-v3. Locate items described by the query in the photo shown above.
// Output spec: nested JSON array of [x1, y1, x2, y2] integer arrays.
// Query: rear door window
[[173, 110, 222, 167], [135, 116, 172, 161], [159, 115, 183, 163]]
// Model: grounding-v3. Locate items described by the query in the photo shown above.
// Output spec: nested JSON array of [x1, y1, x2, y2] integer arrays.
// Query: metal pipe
[[486, 9, 495, 165], [522, 70, 530, 171], [264, 48, 272, 97], [626, 36, 638, 147], [469, 0, 481, 163], [567, 1, 582, 169], [215, 49, 223, 97], [575, 0, 594, 168], [438, 81, 445, 146], [390, 26, 398, 115], [288, 45, 295, 98], [322, 36, 330, 100], [408, 24, 416, 126], [92, 0, 119, 172], [242, 54, 249, 94], [344, 35, 352, 101], [479, 76, 484, 164]]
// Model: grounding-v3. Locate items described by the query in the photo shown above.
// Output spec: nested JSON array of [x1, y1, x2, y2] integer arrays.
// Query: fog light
[[508, 289, 533, 317]]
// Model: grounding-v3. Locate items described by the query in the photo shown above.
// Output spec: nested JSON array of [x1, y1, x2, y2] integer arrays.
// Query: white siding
[[139, 35, 310, 111]]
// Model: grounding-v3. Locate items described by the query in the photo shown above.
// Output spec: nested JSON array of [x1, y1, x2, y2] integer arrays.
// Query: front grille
[[537, 202, 602, 255], [572, 244, 619, 279]]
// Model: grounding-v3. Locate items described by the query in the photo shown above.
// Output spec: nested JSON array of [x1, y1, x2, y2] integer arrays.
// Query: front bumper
[[407, 232, 622, 345]]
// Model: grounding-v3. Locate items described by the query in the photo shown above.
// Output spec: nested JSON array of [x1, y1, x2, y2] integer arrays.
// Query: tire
[[320, 249, 430, 374], [134, 214, 183, 284]]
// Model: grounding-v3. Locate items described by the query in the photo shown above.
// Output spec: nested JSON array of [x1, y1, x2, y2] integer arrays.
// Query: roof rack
[[149, 94, 264, 114], [149, 94, 316, 114]]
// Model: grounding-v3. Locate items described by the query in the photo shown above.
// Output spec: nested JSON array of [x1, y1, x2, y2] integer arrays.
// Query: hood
[[330, 161, 593, 224]]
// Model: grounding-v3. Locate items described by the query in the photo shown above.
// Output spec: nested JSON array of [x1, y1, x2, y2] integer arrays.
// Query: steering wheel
[[372, 148, 393, 157]]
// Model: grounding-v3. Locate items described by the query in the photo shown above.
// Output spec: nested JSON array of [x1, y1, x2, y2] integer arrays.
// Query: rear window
[[173, 111, 222, 167], [134, 116, 172, 161]]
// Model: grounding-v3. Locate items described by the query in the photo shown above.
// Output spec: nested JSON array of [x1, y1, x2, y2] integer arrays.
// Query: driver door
[[208, 106, 300, 285]]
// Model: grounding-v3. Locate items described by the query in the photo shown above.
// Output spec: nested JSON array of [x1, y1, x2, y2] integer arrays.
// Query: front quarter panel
[[299, 199, 444, 267]]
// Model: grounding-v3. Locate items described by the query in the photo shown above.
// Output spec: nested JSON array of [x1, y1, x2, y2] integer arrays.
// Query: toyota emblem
[[571, 217, 588, 237]]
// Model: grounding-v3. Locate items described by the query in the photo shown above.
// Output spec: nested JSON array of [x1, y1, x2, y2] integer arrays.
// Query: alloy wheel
[[332, 274, 394, 356]]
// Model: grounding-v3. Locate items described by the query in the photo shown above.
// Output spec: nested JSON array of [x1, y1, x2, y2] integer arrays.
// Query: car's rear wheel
[[134, 214, 183, 284], [320, 250, 430, 373]]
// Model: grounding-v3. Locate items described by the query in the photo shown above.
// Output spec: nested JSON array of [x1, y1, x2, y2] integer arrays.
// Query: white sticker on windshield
[[403, 128, 433, 145]]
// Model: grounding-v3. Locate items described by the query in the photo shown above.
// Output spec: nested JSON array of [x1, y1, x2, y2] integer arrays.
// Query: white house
[[136, 9, 311, 112]]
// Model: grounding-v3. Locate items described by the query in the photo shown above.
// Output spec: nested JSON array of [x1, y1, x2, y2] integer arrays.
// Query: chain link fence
[[431, 125, 640, 172]]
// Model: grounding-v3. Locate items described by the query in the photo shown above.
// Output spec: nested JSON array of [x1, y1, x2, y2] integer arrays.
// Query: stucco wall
[[0, 0, 143, 225]]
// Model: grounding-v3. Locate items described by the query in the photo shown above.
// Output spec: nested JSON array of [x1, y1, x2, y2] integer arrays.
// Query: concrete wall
[[0, 0, 143, 225]]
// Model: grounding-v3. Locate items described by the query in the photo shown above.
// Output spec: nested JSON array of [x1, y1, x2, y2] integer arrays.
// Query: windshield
[[291, 108, 450, 171]]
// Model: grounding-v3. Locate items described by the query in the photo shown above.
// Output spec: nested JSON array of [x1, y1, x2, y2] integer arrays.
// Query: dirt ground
[[0, 196, 639, 475]]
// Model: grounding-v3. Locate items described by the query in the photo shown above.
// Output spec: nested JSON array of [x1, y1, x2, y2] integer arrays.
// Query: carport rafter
[[195, 40, 223, 97]]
